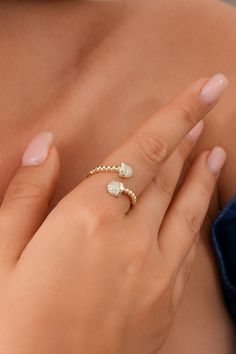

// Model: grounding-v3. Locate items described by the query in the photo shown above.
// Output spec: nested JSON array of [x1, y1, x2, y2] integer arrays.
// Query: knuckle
[[182, 260, 194, 283], [137, 131, 169, 168], [55, 192, 119, 238], [176, 258, 195, 300], [175, 102, 199, 127], [5, 180, 43, 203], [198, 180, 213, 200], [150, 273, 173, 312], [178, 258, 194, 287], [77, 203, 118, 232], [93, 207, 118, 228], [154, 174, 175, 197], [124, 236, 153, 272], [182, 207, 202, 234], [172, 277, 184, 309], [155, 274, 172, 297]]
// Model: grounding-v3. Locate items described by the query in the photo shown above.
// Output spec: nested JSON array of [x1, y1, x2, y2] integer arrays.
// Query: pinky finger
[[158, 147, 226, 271], [172, 241, 197, 309]]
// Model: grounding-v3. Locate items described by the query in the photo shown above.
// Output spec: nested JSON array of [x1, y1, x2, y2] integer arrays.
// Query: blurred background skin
[[225, 0, 236, 5], [0, 0, 236, 353]]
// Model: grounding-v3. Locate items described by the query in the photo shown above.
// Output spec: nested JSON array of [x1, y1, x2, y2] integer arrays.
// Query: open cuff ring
[[87, 162, 137, 206]]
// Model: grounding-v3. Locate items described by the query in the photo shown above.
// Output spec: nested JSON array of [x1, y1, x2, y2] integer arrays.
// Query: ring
[[87, 162, 133, 178], [107, 181, 137, 205]]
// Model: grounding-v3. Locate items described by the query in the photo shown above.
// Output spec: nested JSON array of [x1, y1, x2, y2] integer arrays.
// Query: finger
[[172, 242, 197, 310], [129, 120, 204, 227], [84, 74, 228, 214], [158, 147, 226, 270], [0, 132, 60, 265]]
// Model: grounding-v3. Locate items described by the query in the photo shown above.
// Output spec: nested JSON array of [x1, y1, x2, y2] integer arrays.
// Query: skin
[[0, 78, 228, 353], [0, 0, 235, 352]]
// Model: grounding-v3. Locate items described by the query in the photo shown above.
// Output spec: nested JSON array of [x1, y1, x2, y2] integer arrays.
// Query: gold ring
[[107, 181, 137, 205], [87, 162, 133, 178]]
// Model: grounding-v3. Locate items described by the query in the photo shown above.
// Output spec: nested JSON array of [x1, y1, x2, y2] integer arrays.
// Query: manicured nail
[[187, 120, 204, 142], [207, 147, 226, 174], [200, 74, 228, 105], [22, 132, 53, 166]]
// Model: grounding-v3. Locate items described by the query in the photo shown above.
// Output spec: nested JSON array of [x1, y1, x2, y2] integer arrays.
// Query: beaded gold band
[[87, 162, 137, 206], [107, 181, 137, 205], [87, 162, 133, 178]]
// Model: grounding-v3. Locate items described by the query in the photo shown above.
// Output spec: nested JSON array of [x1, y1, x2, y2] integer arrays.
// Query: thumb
[[0, 132, 60, 266]]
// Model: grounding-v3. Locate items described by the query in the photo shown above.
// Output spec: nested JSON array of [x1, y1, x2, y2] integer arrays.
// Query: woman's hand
[[0, 74, 228, 354]]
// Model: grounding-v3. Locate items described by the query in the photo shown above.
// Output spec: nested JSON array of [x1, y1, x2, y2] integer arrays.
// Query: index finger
[[87, 74, 228, 212]]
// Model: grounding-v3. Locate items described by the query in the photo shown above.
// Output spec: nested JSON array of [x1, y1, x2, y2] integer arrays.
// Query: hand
[[0, 75, 228, 354]]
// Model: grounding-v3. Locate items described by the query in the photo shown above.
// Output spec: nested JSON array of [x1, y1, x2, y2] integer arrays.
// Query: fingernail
[[200, 74, 229, 105], [187, 120, 204, 142], [207, 147, 226, 174], [22, 132, 53, 166]]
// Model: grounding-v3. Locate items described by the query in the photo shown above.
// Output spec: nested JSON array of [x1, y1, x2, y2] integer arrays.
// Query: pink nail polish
[[22, 132, 53, 166], [207, 147, 226, 174], [200, 74, 229, 105], [187, 120, 204, 142]]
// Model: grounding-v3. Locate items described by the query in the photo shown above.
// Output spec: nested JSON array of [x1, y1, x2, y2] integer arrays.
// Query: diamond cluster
[[119, 163, 133, 178], [107, 181, 124, 197]]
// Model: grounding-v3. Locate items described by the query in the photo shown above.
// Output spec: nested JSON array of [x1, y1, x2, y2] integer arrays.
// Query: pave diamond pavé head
[[119, 163, 133, 178], [107, 181, 124, 197]]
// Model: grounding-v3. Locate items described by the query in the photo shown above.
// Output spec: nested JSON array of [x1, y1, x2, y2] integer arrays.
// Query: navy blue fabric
[[212, 196, 236, 325]]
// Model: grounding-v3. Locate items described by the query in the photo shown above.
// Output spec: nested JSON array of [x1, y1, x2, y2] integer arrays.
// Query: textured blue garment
[[212, 196, 236, 325]]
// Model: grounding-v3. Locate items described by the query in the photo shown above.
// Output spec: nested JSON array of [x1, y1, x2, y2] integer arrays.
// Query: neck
[[0, 1, 124, 198]]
